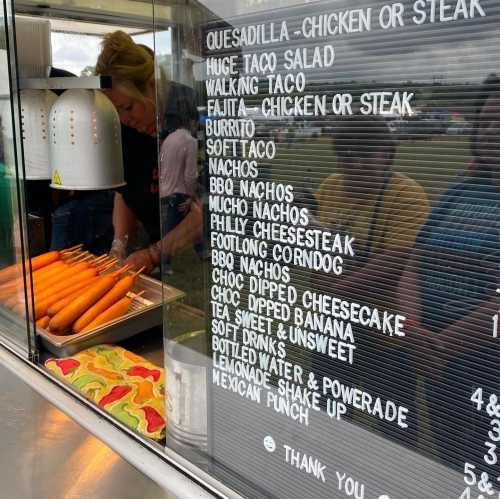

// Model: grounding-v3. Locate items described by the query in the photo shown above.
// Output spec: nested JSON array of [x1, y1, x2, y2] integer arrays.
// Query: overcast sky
[[51, 30, 170, 76], [200, 0, 499, 85]]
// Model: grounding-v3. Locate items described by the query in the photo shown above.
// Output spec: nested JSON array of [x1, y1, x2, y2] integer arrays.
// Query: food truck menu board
[[203, 1, 500, 497]]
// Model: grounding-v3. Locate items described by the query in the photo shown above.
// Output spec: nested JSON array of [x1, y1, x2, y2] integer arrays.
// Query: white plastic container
[[20, 89, 58, 180], [49, 89, 125, 190], [15, 18, 52, 79], [165, 330, 208, 450]]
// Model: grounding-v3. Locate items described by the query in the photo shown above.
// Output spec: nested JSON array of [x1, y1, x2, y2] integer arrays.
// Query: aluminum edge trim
[[0, 342, 240, 499]]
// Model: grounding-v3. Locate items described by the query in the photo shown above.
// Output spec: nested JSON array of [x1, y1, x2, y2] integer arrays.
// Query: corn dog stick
[[65, 251, 90, 263], [60, 244, 83, 254], [131, 266, 146, 277], [78, 254, 95, 264], [93, 254, 109, 265], [110, 265, 131, 277], [97, 259, 118, 273]]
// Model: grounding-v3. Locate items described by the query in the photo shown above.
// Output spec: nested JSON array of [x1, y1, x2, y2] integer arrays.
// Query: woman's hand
[[125, 248, 156, 274]]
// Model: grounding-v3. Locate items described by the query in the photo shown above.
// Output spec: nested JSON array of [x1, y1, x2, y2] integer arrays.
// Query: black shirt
[[119, 125, 160, 242], [119, 82, 198, 242]]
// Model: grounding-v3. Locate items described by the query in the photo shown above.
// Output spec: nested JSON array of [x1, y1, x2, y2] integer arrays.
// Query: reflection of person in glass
[[316, 115, 430, 308], [95, 31, 199, 273], [158, 98, 198, 275], [315, 115, 430, 443], [399, 75, 500, 468]]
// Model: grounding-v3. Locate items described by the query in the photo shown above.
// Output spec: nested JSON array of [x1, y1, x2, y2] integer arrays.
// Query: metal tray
[[36, 274, 185, 357]]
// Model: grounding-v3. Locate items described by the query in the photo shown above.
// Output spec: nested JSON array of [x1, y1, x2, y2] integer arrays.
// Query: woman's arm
[[151, 199, 203, 260], [125, 200, 204, 273], [113, 192, 138, 240], [110, 192, 138, 260]]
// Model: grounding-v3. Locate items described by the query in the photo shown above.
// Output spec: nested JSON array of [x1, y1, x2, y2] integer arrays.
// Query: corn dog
[[32, 260, 67, 280], [33, 261, 95, 293], [1, 252, 92, 302], [72, 274, 138, 333], [47, 286, 92, 317], [36, 316, 50, 329], [7, 265, 98, 312], [0, 250, 61, 285], [29, 251, 61, 272], [34, 275, 99, 320], [0, 254, 69, 298], [49, 275, 119, 332], [81, 296, 134, 332]]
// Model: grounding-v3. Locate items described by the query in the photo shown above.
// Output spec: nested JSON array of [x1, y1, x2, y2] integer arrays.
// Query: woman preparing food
[[95, 31, 200, 273]]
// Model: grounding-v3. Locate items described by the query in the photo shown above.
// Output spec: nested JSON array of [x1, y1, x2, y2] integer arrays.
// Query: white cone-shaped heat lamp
[[49, 89, 125, 190], [20, 89, 58, 180]]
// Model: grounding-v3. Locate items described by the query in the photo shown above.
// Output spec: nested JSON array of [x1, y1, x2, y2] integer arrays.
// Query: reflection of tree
[[80, 65, 95, 77]]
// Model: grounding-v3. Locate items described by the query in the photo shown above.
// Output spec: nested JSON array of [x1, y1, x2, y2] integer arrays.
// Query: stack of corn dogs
[[0, 245, 145, 336]]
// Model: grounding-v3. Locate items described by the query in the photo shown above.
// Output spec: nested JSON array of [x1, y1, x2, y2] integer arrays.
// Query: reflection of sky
[[51, 32, 101, 75], [51, 30, 171, 76], [134, 31, 171, 57], [200, 0, 500, 85], [325, 14, 500, 84]]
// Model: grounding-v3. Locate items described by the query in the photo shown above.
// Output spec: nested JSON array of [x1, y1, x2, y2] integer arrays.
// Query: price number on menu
[[492, 289, 500, 338], [461, 389, 500, 498], [462, 464, 498, 498], [471, 389, 500, 465]]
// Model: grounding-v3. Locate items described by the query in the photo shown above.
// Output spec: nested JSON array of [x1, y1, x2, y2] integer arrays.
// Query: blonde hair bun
[[96, 30, 154, 92]]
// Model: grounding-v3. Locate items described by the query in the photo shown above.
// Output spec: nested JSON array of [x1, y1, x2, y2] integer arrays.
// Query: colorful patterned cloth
[[45, 344, 166, 440]]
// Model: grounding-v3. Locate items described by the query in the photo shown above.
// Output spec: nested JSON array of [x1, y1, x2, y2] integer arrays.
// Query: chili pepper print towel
[[45, 344, 166, 440]]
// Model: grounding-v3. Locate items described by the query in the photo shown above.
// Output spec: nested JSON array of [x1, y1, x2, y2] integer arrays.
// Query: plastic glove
[[110, 236, 128, 263]]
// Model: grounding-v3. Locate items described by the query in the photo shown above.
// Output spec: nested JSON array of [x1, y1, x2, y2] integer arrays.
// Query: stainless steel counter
[[0, 361, 179, 499], [0, 303, 241, 499]]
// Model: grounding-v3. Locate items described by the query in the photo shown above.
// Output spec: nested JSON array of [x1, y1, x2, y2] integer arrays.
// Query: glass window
[[0, 6, 36, 354], [7, 0, 500, 497], [156, 0, 500, 497]]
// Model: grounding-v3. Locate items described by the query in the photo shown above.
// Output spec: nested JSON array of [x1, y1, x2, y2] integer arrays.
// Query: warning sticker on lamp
[[52, 170, 62, 185]]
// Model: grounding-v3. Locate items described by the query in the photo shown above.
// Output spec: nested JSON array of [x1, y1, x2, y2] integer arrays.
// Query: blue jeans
[[161, 194, 189, 266], [50, 192, 114, 255], [161, 194, 206, 267]]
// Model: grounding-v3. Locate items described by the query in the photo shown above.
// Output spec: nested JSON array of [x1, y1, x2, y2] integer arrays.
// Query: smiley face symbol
[[263, 436, 276, 453]]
